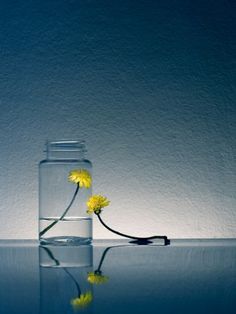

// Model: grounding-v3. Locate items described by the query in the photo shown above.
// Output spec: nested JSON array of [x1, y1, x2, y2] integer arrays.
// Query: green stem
[[41, 246, 60, 266], [41, 246, 81, 296], [96, 213, 170, 245], [96, 245, 133, 272], [39, 184, 80, 238], [63, 268, 81, 297], [96, 246, 113, 272]]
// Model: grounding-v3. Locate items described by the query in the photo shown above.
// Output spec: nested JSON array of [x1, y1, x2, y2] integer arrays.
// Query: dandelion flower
[[87, 271, 109, 285], [68, 169, 92, 188], [71, 291, 93, 310], [87, 195, 110, 214]]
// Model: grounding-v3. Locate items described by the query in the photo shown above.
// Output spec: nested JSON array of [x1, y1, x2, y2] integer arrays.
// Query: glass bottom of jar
[[39, 217, 92, 245], [39, 244, 92, 267], [40, 236, 92, 246]]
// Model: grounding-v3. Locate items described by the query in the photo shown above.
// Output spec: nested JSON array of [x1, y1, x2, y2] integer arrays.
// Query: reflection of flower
[[68, 169, 92, 188], [86, 195, 110, 214], [87, 271, 109, 285], [41, 246, 93, 312], [71, 291, 93, 310]]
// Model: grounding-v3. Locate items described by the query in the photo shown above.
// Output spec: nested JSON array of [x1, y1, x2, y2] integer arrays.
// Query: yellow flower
[[86, 195, 110, 214], [71, 291, 93, 310], [87, 272, 109, 285], [68, 169, 92, 188]]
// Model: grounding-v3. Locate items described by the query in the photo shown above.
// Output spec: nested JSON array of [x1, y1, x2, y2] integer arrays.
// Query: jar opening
[[46, 140, 87, 152], [45, 140, 87, 159]]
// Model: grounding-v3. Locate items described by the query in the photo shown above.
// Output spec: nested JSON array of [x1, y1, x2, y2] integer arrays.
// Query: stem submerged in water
[[39, 184, 80, 238]]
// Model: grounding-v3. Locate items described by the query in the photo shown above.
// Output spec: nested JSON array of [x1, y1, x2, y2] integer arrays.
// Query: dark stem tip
[[165, 238, 171, 245], [94, 270, 102, 275]]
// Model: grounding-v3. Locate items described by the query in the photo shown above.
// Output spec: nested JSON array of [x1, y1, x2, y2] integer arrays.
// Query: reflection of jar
[[40, 245, 93, 314], [39, 140, 92, 245]]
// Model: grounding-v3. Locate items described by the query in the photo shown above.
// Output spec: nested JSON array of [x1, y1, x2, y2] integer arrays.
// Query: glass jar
[[39, 140, 92, 245], [39, 245, 93, 314]]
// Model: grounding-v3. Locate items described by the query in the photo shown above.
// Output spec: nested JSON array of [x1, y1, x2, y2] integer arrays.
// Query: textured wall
[[0, 0, 235, 239]]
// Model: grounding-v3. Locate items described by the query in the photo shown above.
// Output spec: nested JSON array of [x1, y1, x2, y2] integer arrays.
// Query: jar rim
[[45, 140, 87, 152]]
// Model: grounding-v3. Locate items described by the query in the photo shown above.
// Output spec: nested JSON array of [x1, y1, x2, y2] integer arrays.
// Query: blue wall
[[0, 0, 235, 239]]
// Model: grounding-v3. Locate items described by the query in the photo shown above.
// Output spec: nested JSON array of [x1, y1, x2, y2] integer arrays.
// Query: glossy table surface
[[0, 239, 235, 314]]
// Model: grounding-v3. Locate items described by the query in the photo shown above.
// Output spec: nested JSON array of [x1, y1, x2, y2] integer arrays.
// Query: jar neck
[[46, 140, 86, 160]]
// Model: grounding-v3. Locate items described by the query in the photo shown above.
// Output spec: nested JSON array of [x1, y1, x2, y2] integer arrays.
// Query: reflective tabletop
[[0, 239, 235, 314]]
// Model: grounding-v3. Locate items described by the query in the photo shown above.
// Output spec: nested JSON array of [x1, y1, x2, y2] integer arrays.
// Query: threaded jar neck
[[46, 140, 87, 160]]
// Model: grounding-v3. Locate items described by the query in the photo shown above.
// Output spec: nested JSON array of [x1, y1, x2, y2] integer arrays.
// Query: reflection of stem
[[39, 184, 80, 237], [41, 246, 82, 297], [63, 268, 81, 297], [96, 213, 170, 245], [96, 246, 113, 272], [41, 246, 60, 266], [96, 245, 140, 272]]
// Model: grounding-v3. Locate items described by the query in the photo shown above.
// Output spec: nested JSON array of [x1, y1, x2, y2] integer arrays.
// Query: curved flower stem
[[96, 213, 170, 245], [39, 184, 80, 238], [41, 246, 60, 266], [96, 245, 134, 272], [96, 246, 114, 272], [40, 246, 81, 296], [63, 268, 81, 297], [96, 242, 169, 273]]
